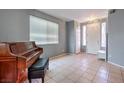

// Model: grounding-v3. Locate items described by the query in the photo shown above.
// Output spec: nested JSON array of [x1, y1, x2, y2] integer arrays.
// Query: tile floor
[[29, 53, 124, 83]]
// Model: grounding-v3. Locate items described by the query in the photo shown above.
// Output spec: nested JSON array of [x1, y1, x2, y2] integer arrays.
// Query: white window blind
[[30, 15, 59, 45]]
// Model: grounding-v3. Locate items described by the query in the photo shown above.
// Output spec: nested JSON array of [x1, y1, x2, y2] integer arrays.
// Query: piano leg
[[47, 66, 49, 70], [29, 79, 31, 83], [42, 77, 44, 83]]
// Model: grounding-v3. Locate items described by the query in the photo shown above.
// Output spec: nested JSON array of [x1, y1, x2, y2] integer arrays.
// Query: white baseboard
[[108, 61, 124, 69], [49, 53, 68, 60], [49, 52, 81, 60]]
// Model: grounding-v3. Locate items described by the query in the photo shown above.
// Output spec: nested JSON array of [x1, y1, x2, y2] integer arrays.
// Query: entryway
[[81, 20, 107, 60]]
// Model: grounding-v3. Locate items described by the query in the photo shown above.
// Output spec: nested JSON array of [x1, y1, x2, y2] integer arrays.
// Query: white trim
[[108, 61, 124, 69], [49, 53, 68, 60], [49, 53, 78, 60]]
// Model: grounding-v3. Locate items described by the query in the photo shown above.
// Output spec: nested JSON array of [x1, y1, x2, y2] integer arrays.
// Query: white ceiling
[[38, 9, 108, 23]]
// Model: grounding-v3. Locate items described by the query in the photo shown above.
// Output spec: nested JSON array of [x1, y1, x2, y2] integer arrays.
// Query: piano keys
[[0, 42, 43, 83]]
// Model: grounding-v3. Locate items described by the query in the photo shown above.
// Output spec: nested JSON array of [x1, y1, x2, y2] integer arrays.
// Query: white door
[[86, 23, 100, 54]]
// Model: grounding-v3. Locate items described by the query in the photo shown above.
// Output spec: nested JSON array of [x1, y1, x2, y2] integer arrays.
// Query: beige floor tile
[[109, 64, 121, 70], [95, 72, 108, 80], [93, 79, 108, 83], [76, 77, 92, 83], [82, 72, 95, 80], [58, 78, 74, 83], [85, 68, 97, 76], [67, 67, 76, 72], [98, 66, 109, 74], [44, 75, 51, 81], [87, 67, 98, 72], [52, 74, 66, 82], [46, 79, 56, 83], [109, 69, 121, 75], [109, 72, 122, 79], [24, 79, 29, 83], [66, 72, 81, 82], [79, 66, 88, 71], [73, 70, 85, 76], [46, 70, 59, 78], [108, 78, 123, 83], [121, 68, 124, 72], [108, 74, 123, 83], [93, 76, 108, 83], [61, 71, 73, 76]]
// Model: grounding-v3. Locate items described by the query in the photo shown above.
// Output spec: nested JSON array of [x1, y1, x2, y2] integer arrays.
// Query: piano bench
[[28, 58, 49, 83]]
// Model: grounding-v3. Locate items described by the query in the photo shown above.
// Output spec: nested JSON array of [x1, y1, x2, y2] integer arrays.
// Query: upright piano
[[0, 42, 43, 83]]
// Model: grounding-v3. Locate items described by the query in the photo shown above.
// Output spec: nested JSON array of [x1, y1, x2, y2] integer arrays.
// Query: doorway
[[86, 22, 100, 54], [81, 20, 107, 60]]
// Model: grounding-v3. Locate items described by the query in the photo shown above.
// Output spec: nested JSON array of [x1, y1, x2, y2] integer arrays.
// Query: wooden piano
[[0, 42, 43, 83]]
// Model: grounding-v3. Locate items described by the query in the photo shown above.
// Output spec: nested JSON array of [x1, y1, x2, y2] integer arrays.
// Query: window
[[30, 15, 59, 45], [82, 25, 86, 46], [101, 22, 106, 47]]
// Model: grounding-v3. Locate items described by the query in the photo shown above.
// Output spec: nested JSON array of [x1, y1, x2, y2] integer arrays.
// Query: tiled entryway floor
[[30, 53, 124, 83]]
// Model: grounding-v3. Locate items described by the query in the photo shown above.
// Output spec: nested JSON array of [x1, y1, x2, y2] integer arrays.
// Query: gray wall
[[0, 9, 67, 57], [0, 10, 29, 41], [108, 9, 124, 66], [66, 21, 76, 53]]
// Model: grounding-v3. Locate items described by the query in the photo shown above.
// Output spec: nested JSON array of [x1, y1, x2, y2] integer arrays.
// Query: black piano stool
[[28, 58, 49, 83]]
